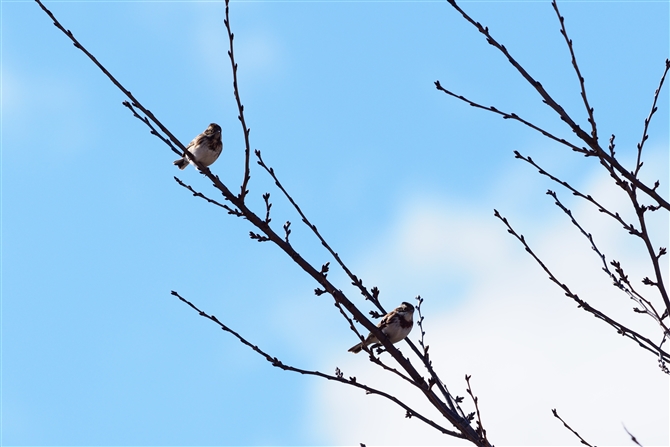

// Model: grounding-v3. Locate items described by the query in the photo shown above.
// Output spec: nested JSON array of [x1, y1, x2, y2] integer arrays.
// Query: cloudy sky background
[[3, 0, 668, 445]]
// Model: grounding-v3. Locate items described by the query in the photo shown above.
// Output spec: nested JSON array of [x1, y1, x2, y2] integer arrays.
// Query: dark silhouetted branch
[[552, 0, 598, 142], [465, 375, 488, 445], [434, 81, 588, 156], [552, 408, 594, 447], [35, 0, 190, 162], [173, 177, 242, 216], [442, 0, 670, 211], [223, 0, 252, 201], [513, 151, 639, 236], [635, 59, 670, 177], [623, 424, 644, 447]]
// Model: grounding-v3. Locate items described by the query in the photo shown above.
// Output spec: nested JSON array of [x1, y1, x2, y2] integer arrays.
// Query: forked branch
[[442, 0, 670, 211], [552, 0, 598, 142]]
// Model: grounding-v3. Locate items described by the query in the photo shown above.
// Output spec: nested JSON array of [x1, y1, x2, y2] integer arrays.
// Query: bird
[[173, 123, 223, 170], [348, 302, 414, 354]]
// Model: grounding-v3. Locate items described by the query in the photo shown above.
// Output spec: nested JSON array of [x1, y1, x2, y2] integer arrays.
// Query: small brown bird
[[173, 123, 223, 170], [348, 302, 415, 354]]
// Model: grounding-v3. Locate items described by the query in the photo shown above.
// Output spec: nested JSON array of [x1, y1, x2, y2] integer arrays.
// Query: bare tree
[[34, 0, 667, 445]]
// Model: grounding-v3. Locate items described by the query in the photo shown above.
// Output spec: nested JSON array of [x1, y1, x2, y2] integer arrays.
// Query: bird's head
[[205, 123, 222, 136], [398, 302, 415, 317]]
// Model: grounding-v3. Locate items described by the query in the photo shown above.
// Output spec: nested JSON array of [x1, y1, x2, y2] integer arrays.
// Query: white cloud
[[305, 147, 669, 446]]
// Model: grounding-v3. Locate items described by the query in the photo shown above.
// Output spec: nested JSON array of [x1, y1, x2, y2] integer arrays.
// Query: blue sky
[[2, 0, 669, 445]]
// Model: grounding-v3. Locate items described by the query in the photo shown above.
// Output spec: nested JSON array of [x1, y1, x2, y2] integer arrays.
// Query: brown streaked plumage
[[174, 123, 223, 170], [348, 302, 414, 354]]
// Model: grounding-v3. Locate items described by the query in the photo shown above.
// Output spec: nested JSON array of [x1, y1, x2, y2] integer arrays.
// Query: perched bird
[[173, 123, 223, 170], [348, 302, 415, 354]]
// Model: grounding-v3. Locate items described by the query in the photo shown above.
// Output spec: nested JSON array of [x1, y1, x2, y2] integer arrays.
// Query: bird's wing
[[185, 135, 200, 151], [378, 309, 397, 329]]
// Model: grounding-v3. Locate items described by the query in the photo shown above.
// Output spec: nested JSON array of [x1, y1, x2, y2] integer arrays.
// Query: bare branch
[[254, 149, 383, 309], [34, 0, 189, 159], [551, 408, 595, 447], [465, 375, 488, 445], [552, 0, 598, 142], [514, 151, 640, 236], [171, 290, 466, 440], [623, 424, 644, 447], [223, 0, 252, 201], [628, 186, 670, 312], [547, 190, 668, 330], [434, 81, 589, 156], [262, 192, 272, 224], [283, 221, 292, 243], [445, 0, 593, 146], [173, 177, 242, 216], [406, 299, 466, 418], [635, 59, 670, 177], [442, 0, 670, 211], [494, 209, 670, 368], [122, 101, 182, 157], [416, 296, 428, 356]]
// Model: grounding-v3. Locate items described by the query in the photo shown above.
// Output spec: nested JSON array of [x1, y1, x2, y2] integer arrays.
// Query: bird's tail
[[348, 343, 364, 354], [173, 157, 189, 170]]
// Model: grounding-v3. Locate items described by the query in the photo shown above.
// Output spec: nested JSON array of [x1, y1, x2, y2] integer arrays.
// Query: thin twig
[[223, 0, 252, 201], [514, 151, 639, 236], [173, 177, 242, 216], [122, 101, 182, 157], [262, 192, 272, 224], [416, 296, 428, 355], [465, 375, 488, 445], [434, 81, 589, 156], [622, 424, 644, 447], [409, 297, 464, 417], [635, 59, 670, 177], [552, 0, 598, 142], [551, 408, 595, 447]]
